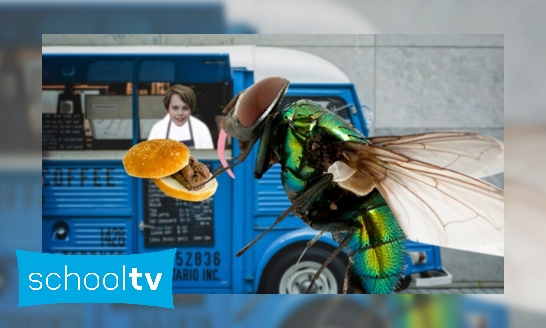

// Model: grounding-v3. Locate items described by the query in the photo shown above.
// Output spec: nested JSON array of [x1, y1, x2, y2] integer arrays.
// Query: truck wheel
[[258, 244, 348, 294], [393, 275, 412, 292]]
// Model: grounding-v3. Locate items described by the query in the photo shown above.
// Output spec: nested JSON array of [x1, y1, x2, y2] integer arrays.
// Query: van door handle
[[139, 221, 154, 231]]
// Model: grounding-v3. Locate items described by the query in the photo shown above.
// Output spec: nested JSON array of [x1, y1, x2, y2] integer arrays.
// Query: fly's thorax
[[316, 112, 367, 144], [276, 100, 368, 202], [280, 100, 331, 132], [277, 100, 332, 161], [277, 104, 325, 199], [277, 100, 373, 210]]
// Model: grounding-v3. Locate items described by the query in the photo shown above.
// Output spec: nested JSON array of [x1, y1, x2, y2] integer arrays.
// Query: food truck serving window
[[42, 83, 231, 151], [42, 83, 134, 150], [136, 82, 232, 147], [42, 54, 233, 151]]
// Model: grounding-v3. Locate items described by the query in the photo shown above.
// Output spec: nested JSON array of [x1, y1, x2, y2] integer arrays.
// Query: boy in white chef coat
[[148, 84, 213, 149]]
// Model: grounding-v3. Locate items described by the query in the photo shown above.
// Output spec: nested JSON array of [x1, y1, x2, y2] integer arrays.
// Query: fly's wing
[[368, 132, 504, 178], [338, 141, 504, 257]]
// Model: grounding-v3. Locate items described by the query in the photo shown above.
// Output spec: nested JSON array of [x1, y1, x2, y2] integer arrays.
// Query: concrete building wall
[[42, 34, 504, 284]]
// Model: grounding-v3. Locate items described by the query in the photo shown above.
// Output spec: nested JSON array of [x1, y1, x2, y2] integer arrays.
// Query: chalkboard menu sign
[[143, 178, 214, 247], [42, 113, 86, 150]]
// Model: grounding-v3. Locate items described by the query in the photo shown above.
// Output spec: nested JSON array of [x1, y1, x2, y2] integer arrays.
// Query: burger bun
[[153, 175, 218, 202], [123, 139, 190, 179]]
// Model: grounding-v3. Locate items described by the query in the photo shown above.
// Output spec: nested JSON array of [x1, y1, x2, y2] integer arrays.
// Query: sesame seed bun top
[[122, 139, 190, 179]]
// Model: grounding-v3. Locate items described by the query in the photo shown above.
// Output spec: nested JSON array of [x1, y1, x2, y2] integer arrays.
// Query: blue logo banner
[[17, 249, 176, 308]]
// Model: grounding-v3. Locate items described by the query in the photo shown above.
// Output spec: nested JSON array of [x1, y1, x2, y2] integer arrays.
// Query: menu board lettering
[[143, 178, 214, 247]]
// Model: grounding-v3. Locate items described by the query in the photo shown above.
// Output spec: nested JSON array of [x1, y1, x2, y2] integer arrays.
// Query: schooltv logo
[[16, 249, 176, 308]]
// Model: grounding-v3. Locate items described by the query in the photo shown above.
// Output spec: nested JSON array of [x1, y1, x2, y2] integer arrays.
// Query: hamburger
[[122, 139, 218, 202]]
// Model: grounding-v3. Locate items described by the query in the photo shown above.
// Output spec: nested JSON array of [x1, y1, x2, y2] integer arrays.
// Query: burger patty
[[172, 156, 210, 190]]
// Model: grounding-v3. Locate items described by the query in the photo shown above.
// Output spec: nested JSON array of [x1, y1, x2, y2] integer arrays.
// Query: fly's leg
[[332, 230, 352, 294], [209, 114, 278, 186], [211, 156, 238, 175], [191, 153, 248, 190], [254, 116, 274, 178], [192, 125, 266, 190], [305, 230, 354, 294], [283, 231, 325, 292], [343, 265, 350, 294], [236, 173, 334, 257]]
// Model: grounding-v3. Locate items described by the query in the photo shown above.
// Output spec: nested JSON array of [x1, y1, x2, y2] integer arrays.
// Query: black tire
[[393, 275, 412, 292], [258, 243, 349, 294]]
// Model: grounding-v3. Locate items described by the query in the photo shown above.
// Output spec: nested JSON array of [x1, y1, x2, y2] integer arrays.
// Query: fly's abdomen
[[338, 190, 407, 294]]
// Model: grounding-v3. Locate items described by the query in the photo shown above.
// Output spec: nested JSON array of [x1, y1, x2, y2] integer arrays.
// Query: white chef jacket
[[147, 114, 214, 149]]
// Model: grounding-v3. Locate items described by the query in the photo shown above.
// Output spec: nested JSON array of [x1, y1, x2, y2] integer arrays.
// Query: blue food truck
[[41, 45, 452, 294]]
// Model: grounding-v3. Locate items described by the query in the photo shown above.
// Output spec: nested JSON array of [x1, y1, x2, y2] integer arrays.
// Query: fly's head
[[217, 77, 290, 178], [221, 77, 289, 143]]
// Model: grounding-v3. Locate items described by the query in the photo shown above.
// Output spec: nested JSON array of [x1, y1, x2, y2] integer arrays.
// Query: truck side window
[[42, 82, 232, 151], [279, 96, 352, 124]]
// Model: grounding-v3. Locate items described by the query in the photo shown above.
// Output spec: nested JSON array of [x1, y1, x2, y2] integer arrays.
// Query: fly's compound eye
[[217, 77, 289, 180], [236, 76, 289, 128], [219, 77, 289, 145]]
